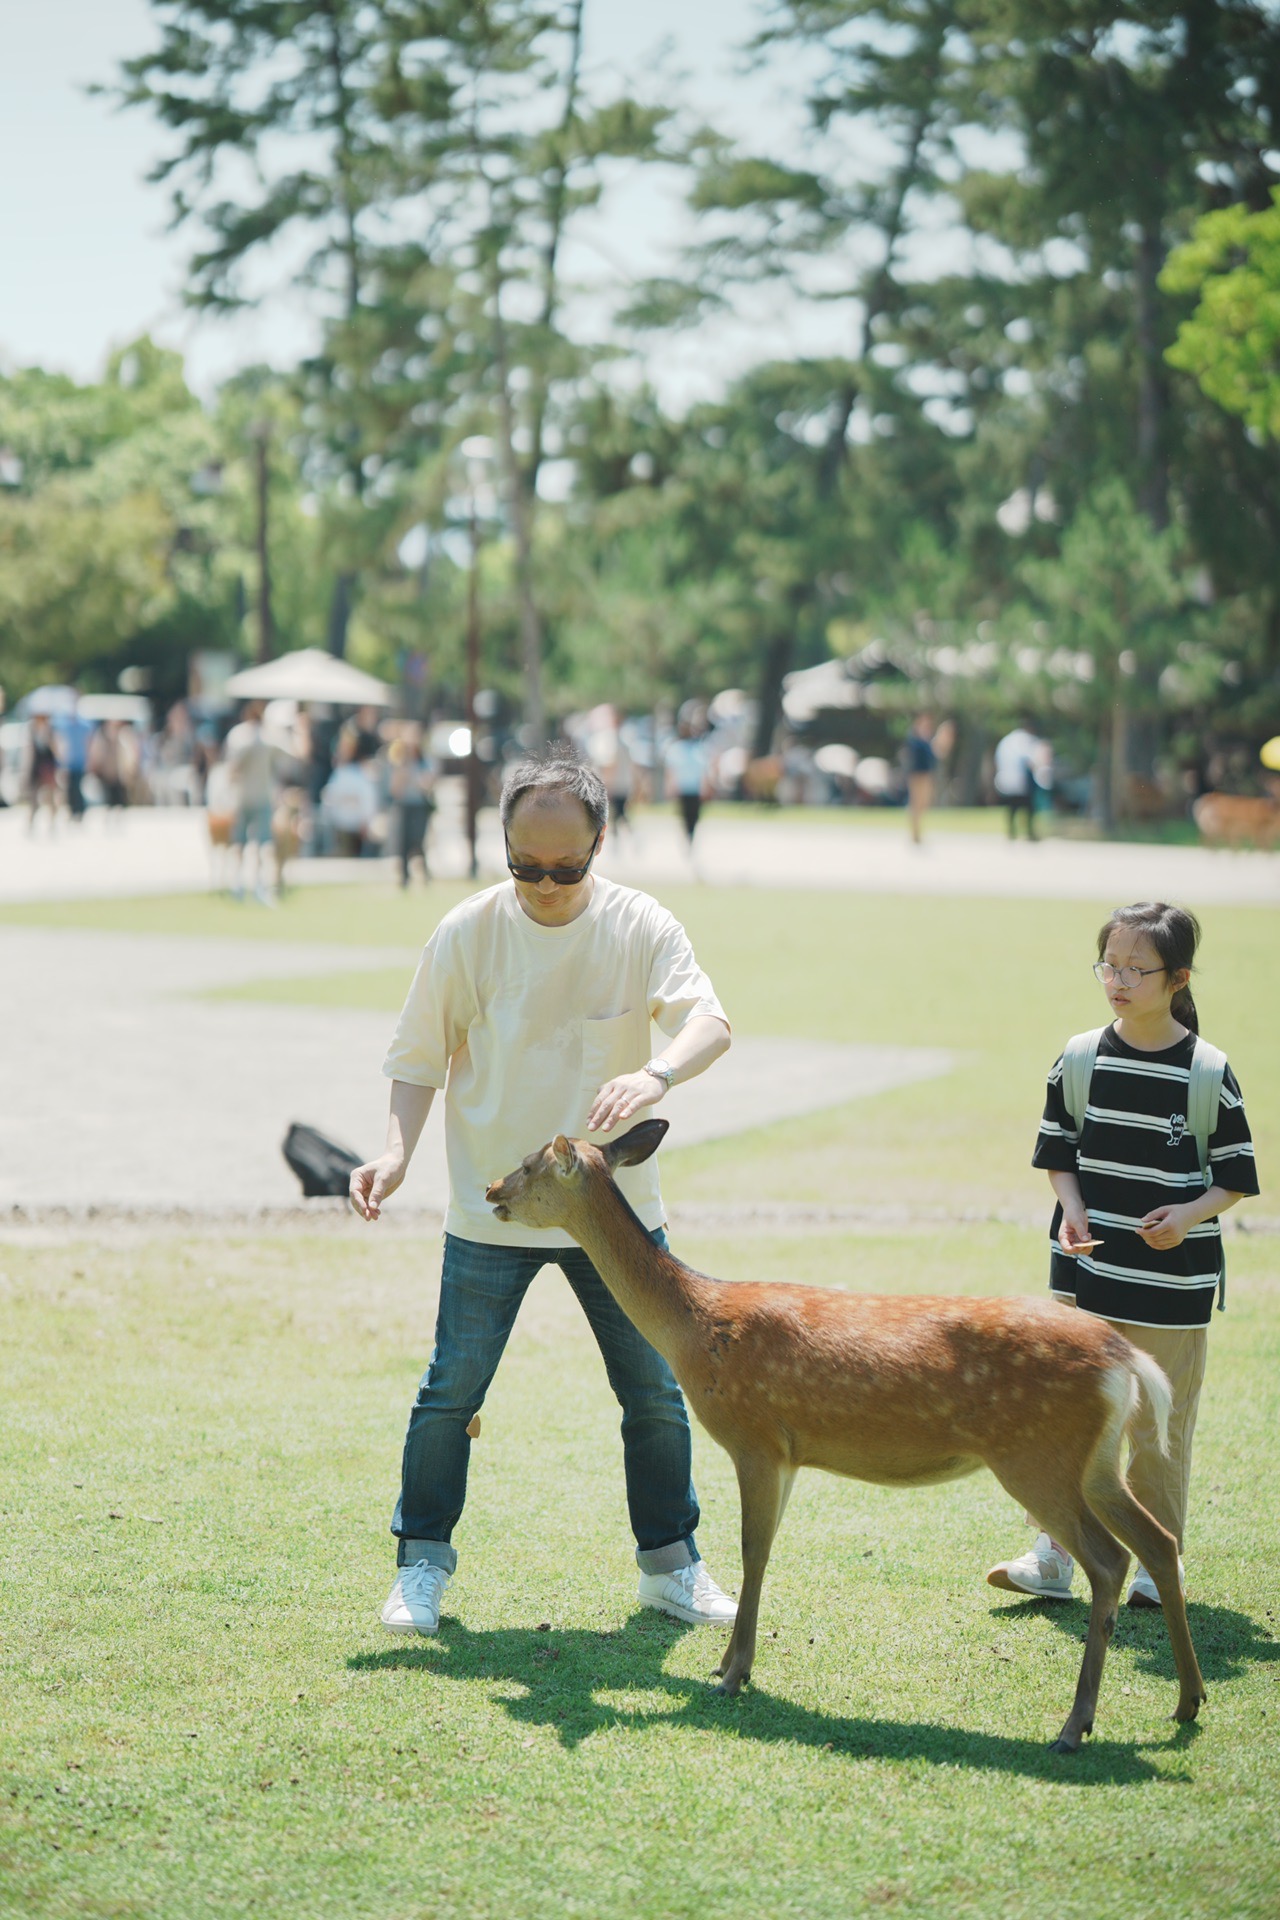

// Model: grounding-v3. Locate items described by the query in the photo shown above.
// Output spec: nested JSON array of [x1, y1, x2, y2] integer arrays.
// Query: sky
[[0, 0, 855, 408]]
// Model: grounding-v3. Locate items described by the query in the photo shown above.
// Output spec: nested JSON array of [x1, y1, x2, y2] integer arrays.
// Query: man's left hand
[[588, 1070, 665, 1135]]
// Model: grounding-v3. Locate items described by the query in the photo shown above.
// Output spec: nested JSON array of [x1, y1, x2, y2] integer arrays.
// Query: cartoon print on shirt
[[1167, 1113, 1187, 1148]]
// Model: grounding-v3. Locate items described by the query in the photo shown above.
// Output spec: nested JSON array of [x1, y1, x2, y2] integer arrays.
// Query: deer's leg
[[1047, 1506, 1128, 1754], [991, 1454, 1126, 1754], [1086, 1471, 1206, 1724], [715, 1453, 793, 1697]]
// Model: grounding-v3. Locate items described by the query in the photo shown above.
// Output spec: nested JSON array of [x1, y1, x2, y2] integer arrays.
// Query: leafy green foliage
[[1163, 190, 1280, 443]]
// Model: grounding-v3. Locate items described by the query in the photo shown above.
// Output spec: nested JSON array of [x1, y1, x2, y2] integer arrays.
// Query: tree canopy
[[2, 0, 1277, 813]]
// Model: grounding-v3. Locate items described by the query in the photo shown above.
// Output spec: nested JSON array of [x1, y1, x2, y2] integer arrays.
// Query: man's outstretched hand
[[349, 1153, 406, 1221], [587, 1070, 665, 1136]]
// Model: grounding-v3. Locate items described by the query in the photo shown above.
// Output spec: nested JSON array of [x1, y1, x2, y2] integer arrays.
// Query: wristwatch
[[643, 1056, 676, 1092]]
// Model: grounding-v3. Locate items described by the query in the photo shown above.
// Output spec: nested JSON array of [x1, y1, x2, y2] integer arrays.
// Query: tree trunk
[[254, 427, 273, 664], [322, 0, 364, 659], [752, 629, 795, 763], [1129, 219, 1170, 780], [326, 572, 356, 659], [491, 280, 546, 750]]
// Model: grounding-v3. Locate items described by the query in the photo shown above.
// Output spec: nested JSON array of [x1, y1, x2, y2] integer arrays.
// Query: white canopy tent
[[223, 649, 396, 707]]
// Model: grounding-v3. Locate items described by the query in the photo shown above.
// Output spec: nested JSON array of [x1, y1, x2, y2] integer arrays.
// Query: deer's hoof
[[714, 1674, 744, 1698], [1048, 1734, 1081, 1755], [1174, 1692, 1205, 1723]]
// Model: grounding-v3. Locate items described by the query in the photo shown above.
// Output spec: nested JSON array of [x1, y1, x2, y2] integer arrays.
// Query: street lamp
[[459, 434, 495, 879]]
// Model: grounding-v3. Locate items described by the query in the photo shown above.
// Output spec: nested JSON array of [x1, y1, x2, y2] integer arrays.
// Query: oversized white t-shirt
[[382, 876, 729, 1248]]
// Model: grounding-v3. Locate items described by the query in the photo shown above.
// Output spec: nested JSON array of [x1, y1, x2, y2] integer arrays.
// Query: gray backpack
[[1059, 1026, 1228, 1308]]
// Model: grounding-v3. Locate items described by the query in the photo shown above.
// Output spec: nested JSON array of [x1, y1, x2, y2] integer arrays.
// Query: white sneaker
[[381, 1561, 450, 1635], [1127, 1557, 1185, 1610], [987, 1532, 1075, 1601], [638, 1561, 737, 1625]]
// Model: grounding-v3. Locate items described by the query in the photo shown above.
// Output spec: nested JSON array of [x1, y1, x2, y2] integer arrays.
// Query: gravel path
[[2, 795, 1277, 906]]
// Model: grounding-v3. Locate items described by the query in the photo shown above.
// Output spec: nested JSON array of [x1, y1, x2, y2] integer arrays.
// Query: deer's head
[[486, 1119, 669, 1229]]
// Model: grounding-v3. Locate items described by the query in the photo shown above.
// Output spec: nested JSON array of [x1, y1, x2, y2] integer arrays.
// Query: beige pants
[[1043, 1301, 1209, 1554]]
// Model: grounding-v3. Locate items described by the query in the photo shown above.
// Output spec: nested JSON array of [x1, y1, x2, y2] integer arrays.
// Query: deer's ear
[[602, 1117, 669, 1172], [552, 1134, 577, 1175]]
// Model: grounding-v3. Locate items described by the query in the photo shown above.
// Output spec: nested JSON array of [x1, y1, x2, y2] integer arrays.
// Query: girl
[[987, 901, 1258, 1607]]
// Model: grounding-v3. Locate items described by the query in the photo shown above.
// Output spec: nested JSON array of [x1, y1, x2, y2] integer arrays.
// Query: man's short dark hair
[[499, 752, 608, 834]]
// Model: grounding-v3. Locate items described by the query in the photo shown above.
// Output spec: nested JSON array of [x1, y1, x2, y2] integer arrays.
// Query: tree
[[1162, 188, 1280, 442], [1018, 480, 1193, 826], [0, 341, 329, 702], [112, 0, 396, 657], [0, 342, 224, 697]]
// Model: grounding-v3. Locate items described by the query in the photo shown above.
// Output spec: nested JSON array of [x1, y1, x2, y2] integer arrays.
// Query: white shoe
[[381, 1561, 450, 1635], [1127, 1558, 1185, 1610], [638, 1561, 737, 1625], [987, 1531, 1075, 1600]]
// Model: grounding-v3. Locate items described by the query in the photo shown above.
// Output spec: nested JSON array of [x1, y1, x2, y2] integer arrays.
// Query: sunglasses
[[504, 828, 601, 887]]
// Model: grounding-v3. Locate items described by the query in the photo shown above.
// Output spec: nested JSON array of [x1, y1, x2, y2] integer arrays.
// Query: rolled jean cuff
[[398, 1537, 457, 1574], [635, 1537, 698, 1576]]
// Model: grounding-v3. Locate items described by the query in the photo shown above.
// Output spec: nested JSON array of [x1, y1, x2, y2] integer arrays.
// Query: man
[[222, 700, 285, 900], [663, 711, 712, 864], [349, 754, 737, 1637], [993, 717, 1042, 842], [54, 690, 94, 822]]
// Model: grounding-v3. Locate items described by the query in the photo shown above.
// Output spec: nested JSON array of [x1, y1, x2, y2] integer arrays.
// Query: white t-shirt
[[993, 728, 1040, 798], [223, 721, 280, 808], [383, 876, 728, 1247], [664, 735, 710, 796]]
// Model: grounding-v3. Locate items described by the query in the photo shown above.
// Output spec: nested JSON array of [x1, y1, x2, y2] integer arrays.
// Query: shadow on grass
[[347, 1613, 1200, 1785], [989, 1593, 1280, 1686]]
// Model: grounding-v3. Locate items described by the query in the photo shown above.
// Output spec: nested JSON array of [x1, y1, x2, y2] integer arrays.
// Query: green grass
[[1, 1225, 1277, 1920], [2, 880, 1276, 1914]]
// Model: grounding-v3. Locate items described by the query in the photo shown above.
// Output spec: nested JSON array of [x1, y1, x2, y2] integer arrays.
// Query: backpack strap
[[1185, 1037, 1229, 1310], [1185, 1037, 1227, 1183], [1059, 1027, 1106, 1139]]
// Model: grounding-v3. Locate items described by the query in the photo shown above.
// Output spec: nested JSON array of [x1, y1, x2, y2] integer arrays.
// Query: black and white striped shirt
[[1033, 1026, 1258, 1329]]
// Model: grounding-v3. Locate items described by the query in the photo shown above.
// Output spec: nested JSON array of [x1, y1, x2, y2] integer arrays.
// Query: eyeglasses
[[505, 829, 601, 887], [1093, 961, 1167, 988]]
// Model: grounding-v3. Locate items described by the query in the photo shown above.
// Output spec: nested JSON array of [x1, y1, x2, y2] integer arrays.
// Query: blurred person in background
[[54, 691, 94, 822], [88, 720, 136, 823], [901, 710, 952, 846], [388, 722, 437, 887], [339, 703, 383, 766], [664, 710, 712, 868], [26, 713, 62, 832], [993, 716, 1043, 843], [600, 708, 636, 845], [320, 729, 379, 856], [152, 701, 200, 806], [222, 699, 286, 902]]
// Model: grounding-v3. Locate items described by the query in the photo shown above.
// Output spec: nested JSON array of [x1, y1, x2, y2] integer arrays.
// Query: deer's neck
[[560, 1175, 712, 1373]]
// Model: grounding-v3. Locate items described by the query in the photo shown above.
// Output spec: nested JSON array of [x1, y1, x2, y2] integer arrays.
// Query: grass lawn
[[1, 1225, 1277, 1920], [1, 879, 1275, 1915]]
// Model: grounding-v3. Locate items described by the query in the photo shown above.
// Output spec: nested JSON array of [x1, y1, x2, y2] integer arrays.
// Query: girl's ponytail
[[1171, 983, 1200, 1034], [1097, 901, 1202, 1034]]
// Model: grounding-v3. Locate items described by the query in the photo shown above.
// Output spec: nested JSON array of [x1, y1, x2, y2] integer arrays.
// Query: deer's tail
[[1125, 1346, 1172, 1457]]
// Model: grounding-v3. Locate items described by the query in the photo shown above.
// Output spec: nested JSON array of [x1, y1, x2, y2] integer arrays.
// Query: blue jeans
[[393, 1230, 701, 1576]]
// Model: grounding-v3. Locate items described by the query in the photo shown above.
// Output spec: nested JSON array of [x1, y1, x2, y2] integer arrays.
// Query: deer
[[1192, 791, 1280, 851], [485, 1119, 1206, 1755]]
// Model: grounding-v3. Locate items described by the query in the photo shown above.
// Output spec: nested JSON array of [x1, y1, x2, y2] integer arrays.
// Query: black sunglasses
[[505, 828, 601, 886]]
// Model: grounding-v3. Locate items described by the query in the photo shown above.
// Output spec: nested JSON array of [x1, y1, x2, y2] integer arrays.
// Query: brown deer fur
[[485, 1120, 1206, 1754], [1192, 791, 1280, 849]]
